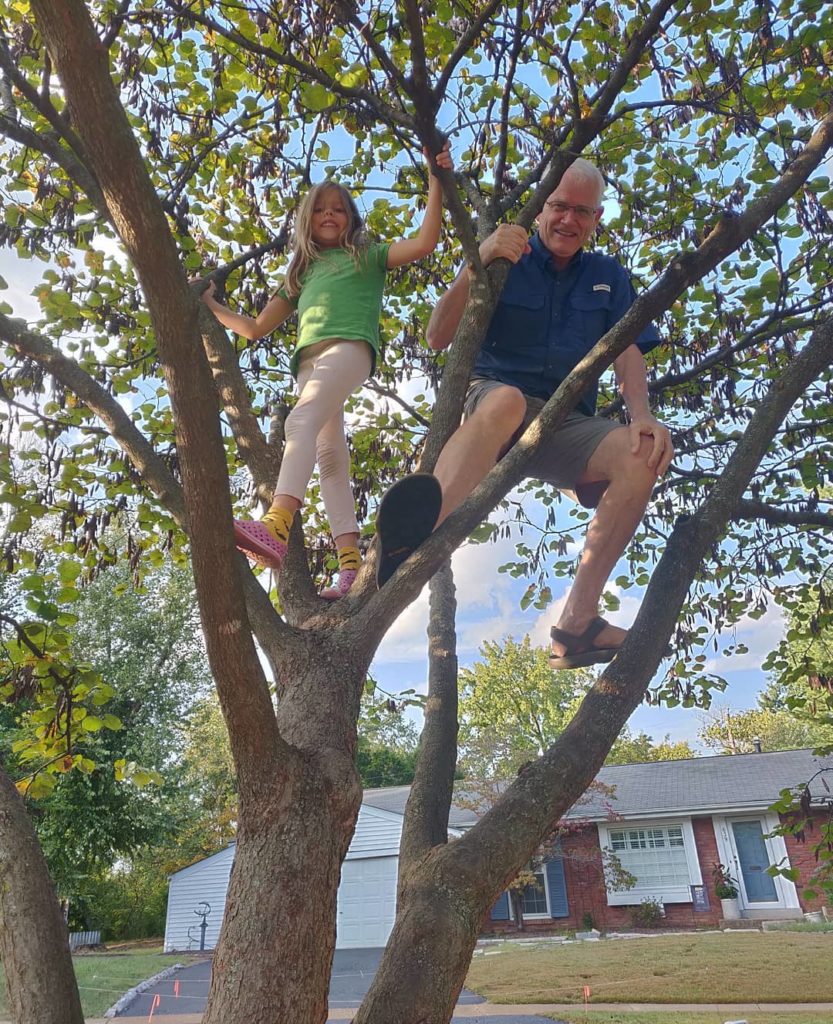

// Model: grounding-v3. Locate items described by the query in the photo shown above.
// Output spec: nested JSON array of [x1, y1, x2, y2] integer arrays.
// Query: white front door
[[713, 814, 800, 914], [336, 856, 398, 949]]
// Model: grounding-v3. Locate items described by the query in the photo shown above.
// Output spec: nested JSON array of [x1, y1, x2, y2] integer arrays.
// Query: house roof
[[362, 785, 480, 828], [362, 748, 833, 824]]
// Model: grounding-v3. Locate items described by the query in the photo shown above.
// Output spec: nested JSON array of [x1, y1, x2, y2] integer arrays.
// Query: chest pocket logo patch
[[592, 283, 611, 292]]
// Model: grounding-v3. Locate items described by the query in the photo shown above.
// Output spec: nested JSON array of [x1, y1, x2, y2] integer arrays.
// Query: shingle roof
[[569, 747, 833, 819], [362, 748, 833, 824], [362, 785, 480, 827]]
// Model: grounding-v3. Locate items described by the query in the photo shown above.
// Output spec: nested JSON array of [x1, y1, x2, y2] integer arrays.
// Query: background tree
[[458, 635, 594, 777], [606, 730, 695, 765], [0, 1, 832, 1022]]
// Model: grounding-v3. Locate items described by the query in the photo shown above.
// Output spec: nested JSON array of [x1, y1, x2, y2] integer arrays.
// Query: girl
[[200, 143, 453, 598]]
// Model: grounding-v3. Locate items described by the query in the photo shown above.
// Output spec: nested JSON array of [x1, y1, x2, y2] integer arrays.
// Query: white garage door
[[336, 856, 398, 949]]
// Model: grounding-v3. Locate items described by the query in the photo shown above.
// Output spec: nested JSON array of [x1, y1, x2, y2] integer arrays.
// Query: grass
[[549, 1015, 833, 1024], [0, 950, 200, 1018], [465, 932, 833, 1005]]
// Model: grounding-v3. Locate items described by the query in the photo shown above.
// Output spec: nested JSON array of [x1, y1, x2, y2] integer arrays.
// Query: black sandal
[[375, 474, 443, 588], [548, 617, 622, 670]]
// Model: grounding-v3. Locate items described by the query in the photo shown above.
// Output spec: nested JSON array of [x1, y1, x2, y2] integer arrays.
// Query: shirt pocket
[[561, 288, 612, 354], [486, 290, 547, 357]]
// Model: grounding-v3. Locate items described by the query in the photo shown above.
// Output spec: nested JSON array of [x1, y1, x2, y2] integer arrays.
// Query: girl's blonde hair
[[284, 181, 368, 298]]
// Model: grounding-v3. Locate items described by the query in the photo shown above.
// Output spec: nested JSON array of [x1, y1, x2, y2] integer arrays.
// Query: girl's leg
[[306, 342, 372, 597], [274, 340, 370, 506], [234, 340, 367, 570], [316, 405, 361, 599]]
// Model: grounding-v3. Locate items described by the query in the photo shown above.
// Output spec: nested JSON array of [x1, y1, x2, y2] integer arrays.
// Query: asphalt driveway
[[116, 948, 557, 1022]]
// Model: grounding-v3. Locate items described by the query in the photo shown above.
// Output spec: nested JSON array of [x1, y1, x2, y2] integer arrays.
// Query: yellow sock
[[260, 506, 294, 545], [338, 545, 361, 572]]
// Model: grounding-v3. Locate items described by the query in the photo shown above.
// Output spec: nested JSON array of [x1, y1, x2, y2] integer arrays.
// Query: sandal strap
[[550, 616, 609, 654]]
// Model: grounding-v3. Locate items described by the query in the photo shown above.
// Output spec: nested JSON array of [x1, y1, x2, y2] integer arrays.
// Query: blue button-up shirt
[[474, 233, 660, 416]]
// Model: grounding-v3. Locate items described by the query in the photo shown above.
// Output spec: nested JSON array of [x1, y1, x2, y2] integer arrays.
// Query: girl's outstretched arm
[[199, 281, 294, 341], [386, 142, 453, 269]]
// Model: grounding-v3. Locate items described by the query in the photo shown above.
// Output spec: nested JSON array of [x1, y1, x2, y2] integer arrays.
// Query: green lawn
[[465, 932, 833, 1005], [551, 1015, 833, 1024], [0, 952, 196, 1018]]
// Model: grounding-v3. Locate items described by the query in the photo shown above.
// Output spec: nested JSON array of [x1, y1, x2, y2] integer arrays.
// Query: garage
[[165, 801, 407, 952], [336, 855, 399, 948]]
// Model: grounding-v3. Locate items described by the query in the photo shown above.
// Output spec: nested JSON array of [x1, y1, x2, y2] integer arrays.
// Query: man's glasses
[[545, 200, 599, 222]]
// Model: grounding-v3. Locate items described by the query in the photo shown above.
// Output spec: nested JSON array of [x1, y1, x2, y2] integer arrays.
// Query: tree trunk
[[353, 849, 484, 1024], [204, 770, 362, 1024], [0, 767, 84, 1024]]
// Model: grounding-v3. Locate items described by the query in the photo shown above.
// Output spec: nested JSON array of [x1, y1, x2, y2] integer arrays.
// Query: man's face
[[536, 173, 603, 269]]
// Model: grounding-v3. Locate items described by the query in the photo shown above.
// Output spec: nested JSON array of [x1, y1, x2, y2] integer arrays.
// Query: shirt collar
[[530, 232, 586, 274]]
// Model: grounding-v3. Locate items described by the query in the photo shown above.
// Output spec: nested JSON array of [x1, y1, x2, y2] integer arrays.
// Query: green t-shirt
[[280, 242, 390, 378]]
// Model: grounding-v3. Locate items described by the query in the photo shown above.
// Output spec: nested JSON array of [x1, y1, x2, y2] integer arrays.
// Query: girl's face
[[310, 189, 350, 248]]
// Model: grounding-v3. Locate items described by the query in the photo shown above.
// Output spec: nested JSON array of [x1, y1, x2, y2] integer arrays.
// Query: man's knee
[[588, 428, 657, 492], [476, 385, 527, 435]]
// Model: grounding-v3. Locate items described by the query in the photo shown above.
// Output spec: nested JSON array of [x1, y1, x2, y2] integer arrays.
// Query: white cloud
[[702, 601, 786, 675], [373, 528, 543, 666]]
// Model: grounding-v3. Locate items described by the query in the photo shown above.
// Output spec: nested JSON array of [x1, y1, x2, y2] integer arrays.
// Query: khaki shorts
[[463, 377, 620, 508]]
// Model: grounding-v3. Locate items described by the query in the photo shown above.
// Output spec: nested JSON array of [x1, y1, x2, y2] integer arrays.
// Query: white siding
[[164, 845, 235, 952], [344, 805, 403, 859], [164, 805, 404, 952]]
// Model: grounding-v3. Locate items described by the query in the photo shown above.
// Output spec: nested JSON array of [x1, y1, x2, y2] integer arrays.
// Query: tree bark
[[399, 562, 459, 866], [0, 766, 84, 1024], [204, 758, 362, 1024]]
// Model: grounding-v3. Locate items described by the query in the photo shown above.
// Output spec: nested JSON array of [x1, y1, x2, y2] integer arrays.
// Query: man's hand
[[628, 414, 673, 476], [479, 223, 531, 267]]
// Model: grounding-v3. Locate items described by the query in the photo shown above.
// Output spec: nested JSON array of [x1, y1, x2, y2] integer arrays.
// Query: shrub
[[629, 897, 665, 928]]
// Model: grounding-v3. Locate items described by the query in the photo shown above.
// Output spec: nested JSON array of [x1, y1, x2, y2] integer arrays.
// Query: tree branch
[[734, 499, 833, 530], [0, 311, 283, 653], [164, 1, 415, 132], [31, 0, 289, 787], [196, 305, 280, 503], [399, 562, 459, 866], [435, 0, 504, 98]]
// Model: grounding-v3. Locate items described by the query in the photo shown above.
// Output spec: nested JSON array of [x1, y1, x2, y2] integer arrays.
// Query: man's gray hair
[[563, 157, 605, 206]]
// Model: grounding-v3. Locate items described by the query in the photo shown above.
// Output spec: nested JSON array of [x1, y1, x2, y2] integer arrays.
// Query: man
[[376, 159, 672, 670]]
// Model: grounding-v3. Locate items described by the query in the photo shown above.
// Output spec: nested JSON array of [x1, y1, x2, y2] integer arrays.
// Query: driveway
[[115, 948, 558, 1022]]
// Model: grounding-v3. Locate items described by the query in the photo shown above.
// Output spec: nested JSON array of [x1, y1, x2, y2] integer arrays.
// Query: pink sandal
[[319, 569, 357, 601], [233, 520, 287, 571]]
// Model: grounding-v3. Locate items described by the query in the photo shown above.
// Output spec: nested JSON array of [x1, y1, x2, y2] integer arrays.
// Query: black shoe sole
[[375, 474, 443, 588]]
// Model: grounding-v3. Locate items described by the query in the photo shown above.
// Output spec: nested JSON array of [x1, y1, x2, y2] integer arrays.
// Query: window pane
[[607, 824, 690, 890], [521, 872, 548, 915]]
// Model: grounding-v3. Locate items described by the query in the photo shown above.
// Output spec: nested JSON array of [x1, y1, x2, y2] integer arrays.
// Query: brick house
[[485, 747, 832, 933], [165, 748, 832, 951]]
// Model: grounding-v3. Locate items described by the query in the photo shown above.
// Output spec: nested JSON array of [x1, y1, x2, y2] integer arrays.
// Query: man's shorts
[[463, 377, 620, 508]]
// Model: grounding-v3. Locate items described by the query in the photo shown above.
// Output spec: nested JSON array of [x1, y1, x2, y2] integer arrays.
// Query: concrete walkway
[[75, 1004, 833, 1023]]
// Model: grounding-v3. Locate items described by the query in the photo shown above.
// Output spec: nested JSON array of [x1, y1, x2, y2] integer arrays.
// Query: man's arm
[[426, 224, 531, 351], [614, 345, 673, 475]]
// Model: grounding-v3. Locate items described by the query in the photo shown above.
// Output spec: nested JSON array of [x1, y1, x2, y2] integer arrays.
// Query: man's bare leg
[[551, 428, 659, 658], [434, 385, 527, 523]]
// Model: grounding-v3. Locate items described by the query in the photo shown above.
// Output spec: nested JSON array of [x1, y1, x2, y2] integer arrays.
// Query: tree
[[698, 703, 833, 754], [606, 730, 696, 765], [700, 586, 833, 755], [1, 559, 211, 922], [1, 2, 832, 1022], [458, 635, 595, 777]]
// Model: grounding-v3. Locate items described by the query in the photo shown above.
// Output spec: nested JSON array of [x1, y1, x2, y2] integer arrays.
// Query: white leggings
[[275, 339, 372, 539]]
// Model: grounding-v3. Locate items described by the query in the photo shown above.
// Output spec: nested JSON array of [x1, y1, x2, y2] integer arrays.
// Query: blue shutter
[[489, 891, 511, 921], [545, 857, 568, 918]]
